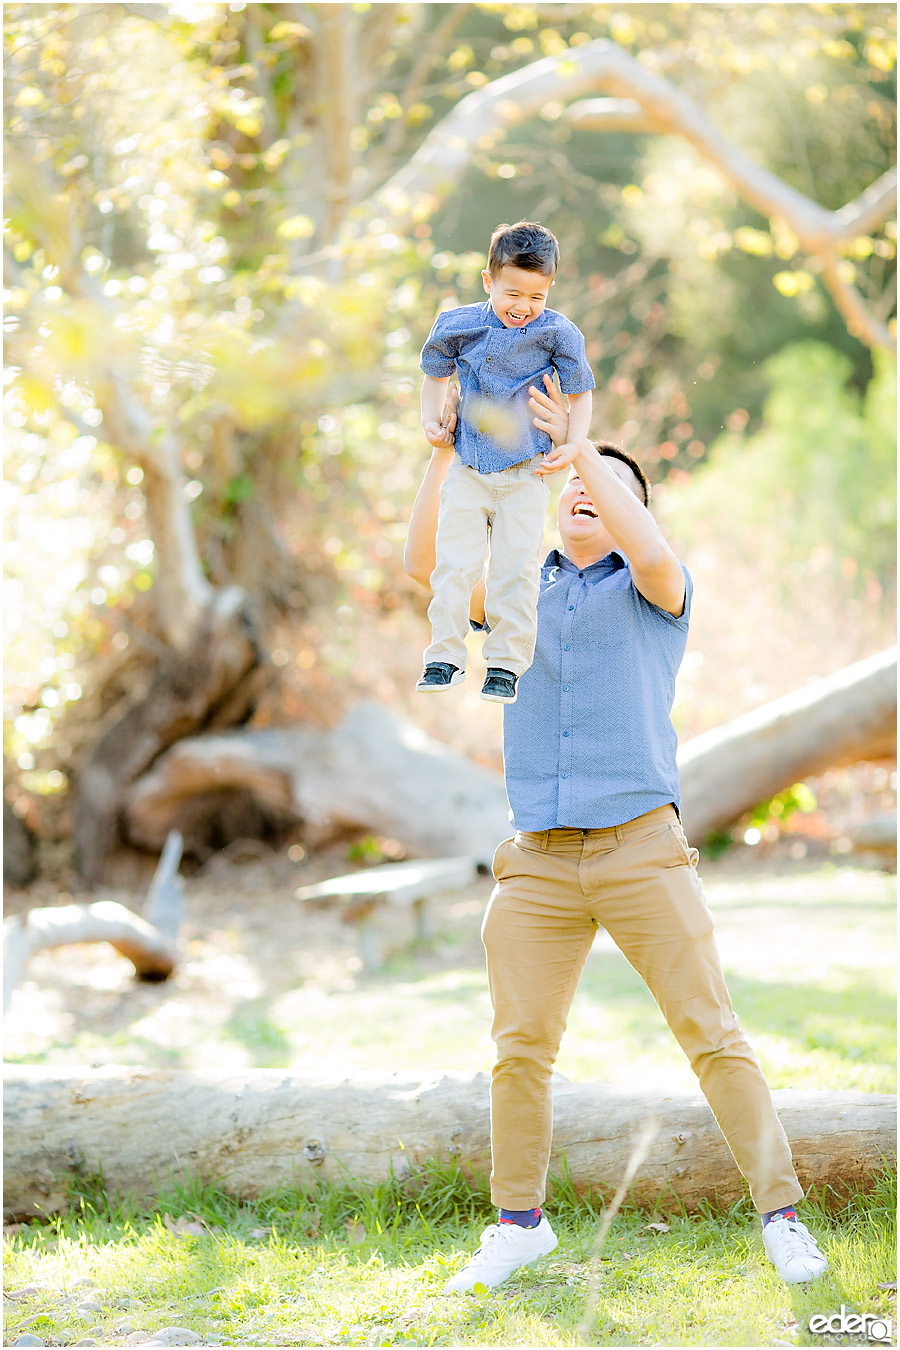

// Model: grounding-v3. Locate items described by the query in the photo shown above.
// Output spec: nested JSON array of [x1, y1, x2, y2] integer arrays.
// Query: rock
[[12, 1336, 45, 1347], [8, 1287, 44, 1299], [73, 1341, 98, 1347], [113, 1322, 137, 1335], [149, 1330, 202, 1347], [123, 1335, 152, 1346], [76, 1301, 103, 1314], [71, 1278, 97, 1290]]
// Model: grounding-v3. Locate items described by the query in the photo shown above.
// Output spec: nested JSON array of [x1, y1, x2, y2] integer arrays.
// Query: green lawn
[[3, 859, 896, 1346], [4, 1169, 896, 1347]]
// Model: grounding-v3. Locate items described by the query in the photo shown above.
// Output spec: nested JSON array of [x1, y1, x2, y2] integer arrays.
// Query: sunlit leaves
[[773, 270, 816, 296]]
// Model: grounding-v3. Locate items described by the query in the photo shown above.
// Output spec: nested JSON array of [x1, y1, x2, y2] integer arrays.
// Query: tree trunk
[[3, 799, 36, 887], [121, 650, 896, 863], [122, 702, 511, 867], [3, 1066, 894, 1219], [677, 648, 897, 842], [74, 596, 266, 885]]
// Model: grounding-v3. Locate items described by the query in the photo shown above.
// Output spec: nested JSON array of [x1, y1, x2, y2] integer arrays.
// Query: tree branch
[[833, 168, 898, 241], [355, 38, 895, 350], [819, 254, 898, 352]]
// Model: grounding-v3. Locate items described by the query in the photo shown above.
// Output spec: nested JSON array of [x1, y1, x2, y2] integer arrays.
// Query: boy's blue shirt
[[420, 301, 595, 473]]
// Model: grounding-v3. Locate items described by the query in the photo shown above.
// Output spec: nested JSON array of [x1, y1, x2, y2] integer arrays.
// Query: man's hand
[[529, 374, 569, 446], [424, 384, 458, 449], [534, 440, 582, 477]]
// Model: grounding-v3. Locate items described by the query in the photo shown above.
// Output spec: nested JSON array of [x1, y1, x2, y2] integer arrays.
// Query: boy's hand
[[534, 440, 581, 477], [424, 384, 458, 449], [529, 374, 569, 447]]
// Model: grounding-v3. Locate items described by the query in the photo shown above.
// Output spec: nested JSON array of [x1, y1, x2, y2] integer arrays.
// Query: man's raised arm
[[404, 390, 487, 624]]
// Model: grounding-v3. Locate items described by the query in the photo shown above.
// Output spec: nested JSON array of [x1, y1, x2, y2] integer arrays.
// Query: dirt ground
[[3, 824, 895, 1082]]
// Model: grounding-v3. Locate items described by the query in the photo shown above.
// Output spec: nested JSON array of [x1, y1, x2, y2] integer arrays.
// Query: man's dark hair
[[595, 442, 651, 506], [487, 221, 560, 278]]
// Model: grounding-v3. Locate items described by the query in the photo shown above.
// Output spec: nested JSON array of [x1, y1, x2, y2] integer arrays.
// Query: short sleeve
[[646, 563, 692, 629], [552, 318, 595, 395], [420, 310, 460, 378]]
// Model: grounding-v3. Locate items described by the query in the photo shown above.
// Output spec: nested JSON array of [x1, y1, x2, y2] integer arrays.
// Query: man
[[404, 378, 828, 1292]]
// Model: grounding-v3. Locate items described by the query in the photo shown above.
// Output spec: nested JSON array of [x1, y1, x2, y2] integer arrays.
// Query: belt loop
[[615, 822, 624, 844], [541, 830, 550, 852]]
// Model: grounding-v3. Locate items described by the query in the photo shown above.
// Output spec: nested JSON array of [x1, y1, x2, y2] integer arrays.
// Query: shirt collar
[[481, 301, 551, 330], [545, 547, 627, 574]]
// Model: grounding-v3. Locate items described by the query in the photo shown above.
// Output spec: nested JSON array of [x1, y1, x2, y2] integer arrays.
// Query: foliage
[[669, 339, 896, 578], [3, 1168, 896, 1347], [657, 340, 895, 737], [2, 3, 896, 841]]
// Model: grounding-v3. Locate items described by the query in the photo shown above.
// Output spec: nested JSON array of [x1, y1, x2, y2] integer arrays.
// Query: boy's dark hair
[[595, 441, 651, 506], [487, 221, 560, 278]]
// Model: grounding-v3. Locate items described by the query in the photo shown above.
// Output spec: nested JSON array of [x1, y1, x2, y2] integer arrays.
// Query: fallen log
[[121, 650, 896, 862], [123, 702, 512, 867], [4, 1066, 894, 1219], [2, 904, 178, 1017], [3, 832, 185, 1013], [678, 647, 897, 842]]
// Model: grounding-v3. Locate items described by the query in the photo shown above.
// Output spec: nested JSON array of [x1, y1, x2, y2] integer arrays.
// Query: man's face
[[482, 263, 553, 328], [558, 458, 645, 552]]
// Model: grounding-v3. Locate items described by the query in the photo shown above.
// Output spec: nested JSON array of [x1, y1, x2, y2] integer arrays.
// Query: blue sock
[[499, 1206, 542, 1229], [762, 1204, 798, 1227]]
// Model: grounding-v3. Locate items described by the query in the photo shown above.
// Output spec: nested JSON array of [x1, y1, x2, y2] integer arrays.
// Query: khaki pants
[[425, 455, 549, 678], [482, 805, 804, 1214]]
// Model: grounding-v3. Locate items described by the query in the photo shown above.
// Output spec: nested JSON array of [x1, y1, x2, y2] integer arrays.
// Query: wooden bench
[[294, 856, 482, 970]]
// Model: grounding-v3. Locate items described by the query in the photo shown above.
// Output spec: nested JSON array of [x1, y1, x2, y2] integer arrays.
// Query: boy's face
[[482, 263, 553, 328]]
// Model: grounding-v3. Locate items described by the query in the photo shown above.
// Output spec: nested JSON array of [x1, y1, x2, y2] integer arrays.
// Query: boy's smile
[[482, 263, 553, 329]]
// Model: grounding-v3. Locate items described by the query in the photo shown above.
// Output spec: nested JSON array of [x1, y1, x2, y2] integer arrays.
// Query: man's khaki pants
[[482, 805, 804, 1214], [425, 455, 549, 678]]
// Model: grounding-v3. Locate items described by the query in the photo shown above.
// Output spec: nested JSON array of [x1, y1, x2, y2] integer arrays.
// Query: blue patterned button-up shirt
[[502, 548, 693, 830], [420, 301, 595, 473]]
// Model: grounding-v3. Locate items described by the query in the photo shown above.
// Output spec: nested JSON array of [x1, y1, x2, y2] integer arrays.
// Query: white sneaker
[[442, 1217, 558, 1294], [762, 1215, 829, 1284]]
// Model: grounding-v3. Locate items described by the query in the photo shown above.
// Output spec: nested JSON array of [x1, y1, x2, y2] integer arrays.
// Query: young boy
[[416, 220, 594, 703]]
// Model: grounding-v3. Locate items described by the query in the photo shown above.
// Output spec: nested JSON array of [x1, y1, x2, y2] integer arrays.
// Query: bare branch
[[354, 38, 895, 350], [819, 254, 898, 352], [565, 96, 661, 134], [833, 168, 898, 241], [97, 372, 215, 648]]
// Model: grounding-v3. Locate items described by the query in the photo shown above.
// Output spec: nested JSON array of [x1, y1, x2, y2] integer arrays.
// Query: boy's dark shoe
[[481, 668, 518, 703], [416, 662, 464, 692]]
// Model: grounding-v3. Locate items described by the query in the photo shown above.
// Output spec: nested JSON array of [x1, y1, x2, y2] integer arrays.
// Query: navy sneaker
[[416, 662, 464, 692], [481, 668, 518, 703]]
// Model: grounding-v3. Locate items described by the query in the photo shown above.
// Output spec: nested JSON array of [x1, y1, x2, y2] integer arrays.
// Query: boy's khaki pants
[[425, 455, 549, 678], [482, 805, 804, 1214]]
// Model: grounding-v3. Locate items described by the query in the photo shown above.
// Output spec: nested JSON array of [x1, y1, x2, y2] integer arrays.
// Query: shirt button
[[564, 644, 570, 651], [561, 772, 568, 779], [486, 356, 493, 362], [563, 685, 570, 692], [562, 731, 569, 737], [579, 572, 584, 578], [568, 605, 574, 611]]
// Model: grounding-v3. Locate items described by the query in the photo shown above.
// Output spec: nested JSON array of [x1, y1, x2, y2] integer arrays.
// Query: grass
[[4, 1167, 896, 1347], [4, 859, 896, 1345], [5, 862, 896, 1097]]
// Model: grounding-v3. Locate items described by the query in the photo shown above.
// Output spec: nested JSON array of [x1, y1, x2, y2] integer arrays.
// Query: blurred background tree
[[3, 2, 895, 882]]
